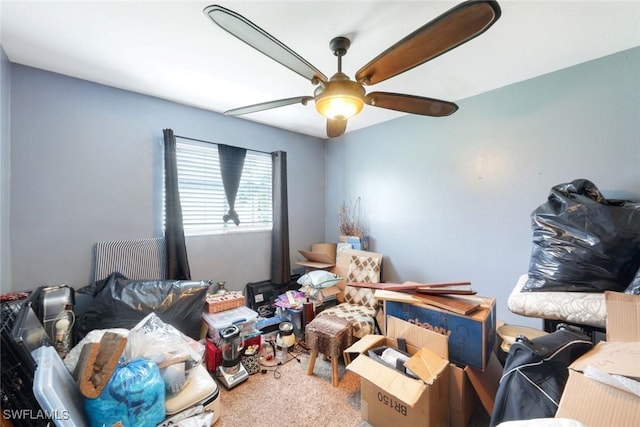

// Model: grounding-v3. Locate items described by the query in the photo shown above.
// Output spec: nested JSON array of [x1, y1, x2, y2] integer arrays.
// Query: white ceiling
[[2, 1, 639, 139]]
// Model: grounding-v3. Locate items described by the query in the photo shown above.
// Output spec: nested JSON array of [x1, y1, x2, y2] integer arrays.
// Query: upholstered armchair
[[314, 249, 383, 339]]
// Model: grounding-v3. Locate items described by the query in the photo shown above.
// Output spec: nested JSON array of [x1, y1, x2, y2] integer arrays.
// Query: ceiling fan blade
[[327, 119, 347, 138], [356, 0, 501, 86], [204, 5, 327, 84], [366, 92, 458, 117], [225, 96, 313, 116]]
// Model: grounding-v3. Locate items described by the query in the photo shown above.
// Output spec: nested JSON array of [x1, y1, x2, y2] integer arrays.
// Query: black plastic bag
[[625, 267, 640, 295], [75, 272, 209, 340], [524, 179, 640, 292]]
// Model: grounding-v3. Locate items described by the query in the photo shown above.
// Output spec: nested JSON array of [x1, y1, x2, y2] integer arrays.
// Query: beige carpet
[[214, 342, 491, 427], [215, 343, 370, 427]]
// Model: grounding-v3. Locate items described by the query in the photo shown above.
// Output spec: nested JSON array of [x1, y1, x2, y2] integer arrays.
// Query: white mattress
[[507, 274, 606, 329]]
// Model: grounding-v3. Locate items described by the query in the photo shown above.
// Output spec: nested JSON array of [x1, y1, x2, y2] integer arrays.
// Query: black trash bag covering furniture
[[75, 272, 209, 340], [524, 179, 640, 292]]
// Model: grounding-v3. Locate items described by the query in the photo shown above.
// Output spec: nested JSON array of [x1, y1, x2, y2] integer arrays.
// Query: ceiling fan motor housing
[[329, 37, 351, 57]]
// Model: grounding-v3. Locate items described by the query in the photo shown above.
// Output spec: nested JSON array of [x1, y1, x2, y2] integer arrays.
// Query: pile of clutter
[[64, 313, 219, 427]]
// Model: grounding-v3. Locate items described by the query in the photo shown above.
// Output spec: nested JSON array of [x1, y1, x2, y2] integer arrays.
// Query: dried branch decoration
[[338, 197, 368, 238]]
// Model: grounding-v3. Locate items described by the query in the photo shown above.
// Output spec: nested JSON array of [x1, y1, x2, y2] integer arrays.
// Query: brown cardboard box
[[605, 290, 640, 341], [464, 352, 502, 416], [449, 364, 479, 427], [377, 290, 497, 369], [555, 341, 640, 426], [555, 292, 640, 426], [345, 317, 450, 427], [296, 248, 335, 270]]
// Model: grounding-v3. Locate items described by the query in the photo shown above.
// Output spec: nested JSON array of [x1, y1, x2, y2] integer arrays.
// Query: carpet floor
[[215, 342, 369, 427], [213, 342, 491, 427]]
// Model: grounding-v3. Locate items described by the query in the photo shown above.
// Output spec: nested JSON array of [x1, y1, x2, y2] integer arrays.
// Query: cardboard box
[[345, 317, 450, 427], [464, 352, 503, 416], [312, 243, 337, 261], [449, 364, 479, 427], [555, 292, 640, 426], [555, 341, 640, 426], [380, 292, 496, 369], [605, 291, 640, 341], [296, 249, 335, 270]]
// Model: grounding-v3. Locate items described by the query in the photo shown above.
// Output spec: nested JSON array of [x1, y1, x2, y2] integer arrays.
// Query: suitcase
[[161, 364, 221, 426], [489, 325, 593, 426]]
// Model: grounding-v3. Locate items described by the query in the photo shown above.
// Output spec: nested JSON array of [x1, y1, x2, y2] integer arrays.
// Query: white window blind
[[175, 140, 272, 235]]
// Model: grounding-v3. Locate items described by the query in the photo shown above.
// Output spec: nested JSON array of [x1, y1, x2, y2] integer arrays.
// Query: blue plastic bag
[[84, 358, 165, 427]]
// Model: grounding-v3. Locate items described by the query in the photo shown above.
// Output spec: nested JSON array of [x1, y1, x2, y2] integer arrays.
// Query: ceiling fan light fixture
[[315, 77, 365, 120], [204, 2, 502, 137]]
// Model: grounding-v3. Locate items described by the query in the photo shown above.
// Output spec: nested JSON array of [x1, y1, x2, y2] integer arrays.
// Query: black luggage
[[490, 326, 593, 426]]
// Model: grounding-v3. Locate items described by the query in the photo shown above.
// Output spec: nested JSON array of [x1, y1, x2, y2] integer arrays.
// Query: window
[[174, 140, 272, 235]]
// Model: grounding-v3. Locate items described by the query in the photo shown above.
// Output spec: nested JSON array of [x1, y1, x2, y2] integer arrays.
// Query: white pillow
[[297, 270, 342, 288]]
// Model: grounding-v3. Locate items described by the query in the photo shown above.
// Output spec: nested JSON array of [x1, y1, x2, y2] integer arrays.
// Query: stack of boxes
[[344, 288, 640, 426], [345, 289, 496, 427]]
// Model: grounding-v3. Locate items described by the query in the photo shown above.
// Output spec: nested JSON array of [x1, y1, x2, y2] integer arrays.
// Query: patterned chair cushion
[[316, 303, 376, 339], [343, 285, 377, 310], [347, 255, 381, 283]]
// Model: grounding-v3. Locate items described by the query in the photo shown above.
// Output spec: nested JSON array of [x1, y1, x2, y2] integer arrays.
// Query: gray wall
[[326, 47, 640, 328], [0, 46, 10, 293], [8, 65, 326, 292], [5, 48, 639, 329]]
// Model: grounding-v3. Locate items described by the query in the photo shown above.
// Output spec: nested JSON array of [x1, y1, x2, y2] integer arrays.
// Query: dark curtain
[[163, 129, 191, 280], [270, 151, 291, 285], [218, 144, 247, 226]]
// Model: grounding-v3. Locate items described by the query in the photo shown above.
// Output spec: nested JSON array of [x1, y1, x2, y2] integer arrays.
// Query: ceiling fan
[[203, 1, 501, 138]]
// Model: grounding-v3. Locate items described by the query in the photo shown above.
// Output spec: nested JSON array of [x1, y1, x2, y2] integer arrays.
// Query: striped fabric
[[93, 237, 166, 281]]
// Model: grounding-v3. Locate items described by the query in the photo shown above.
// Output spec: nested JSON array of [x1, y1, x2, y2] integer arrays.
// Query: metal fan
[[203, 1, 501, 138]]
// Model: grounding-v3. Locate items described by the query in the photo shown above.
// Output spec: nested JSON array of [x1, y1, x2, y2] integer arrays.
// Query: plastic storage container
[[32, 346, 88, 426], [201, 306, 259, 342]]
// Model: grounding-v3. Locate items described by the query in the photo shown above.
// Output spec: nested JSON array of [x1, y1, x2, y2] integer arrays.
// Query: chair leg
[[331, 356, 339, 387], [307, 349, 318, 375]]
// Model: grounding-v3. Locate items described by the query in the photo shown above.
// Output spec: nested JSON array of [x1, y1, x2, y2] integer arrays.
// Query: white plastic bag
[[125, 313, 205, 393]]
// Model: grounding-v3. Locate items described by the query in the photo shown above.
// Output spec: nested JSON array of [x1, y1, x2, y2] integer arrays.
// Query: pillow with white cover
[[297, 270, 342, 288]]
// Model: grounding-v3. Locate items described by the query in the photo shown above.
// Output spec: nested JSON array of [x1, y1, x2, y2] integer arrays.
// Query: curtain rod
[[174, 134, 273, 155]]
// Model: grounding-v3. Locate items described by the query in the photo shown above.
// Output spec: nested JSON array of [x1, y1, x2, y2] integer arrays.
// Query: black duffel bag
[[490, 326, 593, 426]]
